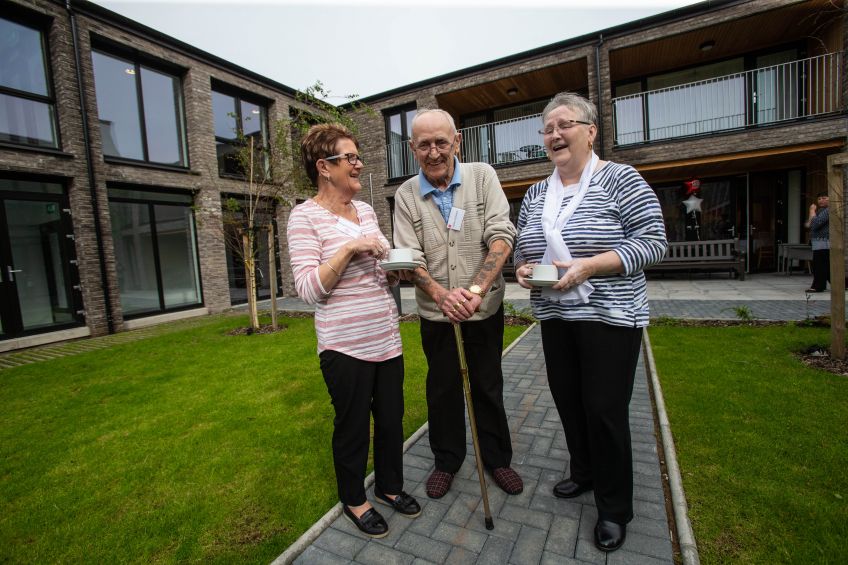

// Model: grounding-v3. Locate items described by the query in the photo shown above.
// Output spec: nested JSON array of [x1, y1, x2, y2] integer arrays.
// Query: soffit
[[609, 0, 843, 83], [436, 59, 588, 118]]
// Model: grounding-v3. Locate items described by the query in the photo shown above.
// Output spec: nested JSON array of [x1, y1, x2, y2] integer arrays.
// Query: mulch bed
[[797, 345, 848, 377]]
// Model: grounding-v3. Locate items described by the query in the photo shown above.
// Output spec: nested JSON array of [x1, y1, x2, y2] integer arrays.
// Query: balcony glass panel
[[612, 52, 842, 146]]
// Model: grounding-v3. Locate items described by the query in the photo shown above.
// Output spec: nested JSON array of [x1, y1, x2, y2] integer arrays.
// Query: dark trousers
[[540, 319, 643, 524], [319, 350, 404, 506], [811, 248, 830, 291], [420, 306, 512, 473]]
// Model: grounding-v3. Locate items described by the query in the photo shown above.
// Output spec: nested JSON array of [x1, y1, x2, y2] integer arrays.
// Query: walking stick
[[452, 322, 494, 530]]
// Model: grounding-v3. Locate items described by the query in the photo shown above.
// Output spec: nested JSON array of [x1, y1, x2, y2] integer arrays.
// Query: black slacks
[[319, 350, 405, 506], [420, 306, 513, 473], [540, 319, 643, 524], [811, 248, 830, 291]]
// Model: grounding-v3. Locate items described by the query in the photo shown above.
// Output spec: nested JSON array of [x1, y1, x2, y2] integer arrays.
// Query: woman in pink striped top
[[287, 124, 420, 538]]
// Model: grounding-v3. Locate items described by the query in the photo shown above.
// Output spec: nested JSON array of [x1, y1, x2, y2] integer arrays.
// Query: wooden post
[[268, 222, 278, 330], [827, 152, 848, 359]]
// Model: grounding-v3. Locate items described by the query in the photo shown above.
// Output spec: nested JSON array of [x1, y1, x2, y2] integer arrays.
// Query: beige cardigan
[[393, 162, 516, 322]]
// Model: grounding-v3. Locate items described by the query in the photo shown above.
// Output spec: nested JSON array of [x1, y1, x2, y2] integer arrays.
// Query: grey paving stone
[[478, 535, 516, 564], [312, 528, 368, 560], [607, 549, 675, 565], [354, 543, 415, 565], [408, 499, 450, 537], [465, 514, 522, 541], [500, 504, 554, 531], [509, 525, 547, 565], [432, 521, 488, 553], [444, 546, 479, 564], [620, 530, 674, 560], [573, 538, 607, 564], [540, 551, 585, 564], [294, 545, 352, 565], [394, 531, 452, 563], [544, 515, 579, 557]]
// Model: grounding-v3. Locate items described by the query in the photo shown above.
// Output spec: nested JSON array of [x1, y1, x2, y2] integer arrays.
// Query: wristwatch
[[468, 284, 487, 299]]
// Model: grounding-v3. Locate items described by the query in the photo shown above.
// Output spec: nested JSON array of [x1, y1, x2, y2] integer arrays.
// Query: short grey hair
[[541, 92, 597, 125], [410, 108, 457, 139]]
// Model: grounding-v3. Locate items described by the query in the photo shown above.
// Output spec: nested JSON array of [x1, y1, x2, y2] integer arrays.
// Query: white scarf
[[540, 152, 597, 304]]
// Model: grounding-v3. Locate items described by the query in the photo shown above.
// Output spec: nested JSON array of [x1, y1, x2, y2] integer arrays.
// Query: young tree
[[222, 82, 371, 331]]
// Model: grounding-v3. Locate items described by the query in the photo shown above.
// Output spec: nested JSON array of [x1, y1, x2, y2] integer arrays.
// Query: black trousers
[[319, 350, 405, 506], [420, 306, 512, 473], [540, 319, 643, 524], [811, 248, 830, 291]]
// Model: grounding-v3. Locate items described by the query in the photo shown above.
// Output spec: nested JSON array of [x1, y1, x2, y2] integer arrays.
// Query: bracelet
[[326, 262, 340, 276]]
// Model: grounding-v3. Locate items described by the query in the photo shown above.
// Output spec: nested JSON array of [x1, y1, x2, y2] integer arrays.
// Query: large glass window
[[92, 50, 187, 166], [108, 188, 201, 317], [384, 105, 416, 179], [212, 89, 268, 176], [0, 17, 58, 149]]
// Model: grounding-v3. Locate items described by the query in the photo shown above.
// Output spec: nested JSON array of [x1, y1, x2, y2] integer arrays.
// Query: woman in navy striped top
[[513, 92, 667, 553]]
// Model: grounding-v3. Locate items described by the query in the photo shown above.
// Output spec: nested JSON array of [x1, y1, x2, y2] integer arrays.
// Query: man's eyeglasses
[[324, 153, 365, 165], [538, 120, 592, 136], [414, 139, 454, 153]]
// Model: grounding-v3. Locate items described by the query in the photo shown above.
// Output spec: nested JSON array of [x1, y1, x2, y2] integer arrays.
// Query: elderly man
[[393, 109, 522, 498]]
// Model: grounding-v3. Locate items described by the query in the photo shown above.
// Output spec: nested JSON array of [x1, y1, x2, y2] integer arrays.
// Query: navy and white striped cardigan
[[514, 162, 668, 328]]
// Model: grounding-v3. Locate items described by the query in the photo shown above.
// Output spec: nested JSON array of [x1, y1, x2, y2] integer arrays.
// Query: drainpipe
[[594, 33, 605, 159], [66, 0, 115, 334]]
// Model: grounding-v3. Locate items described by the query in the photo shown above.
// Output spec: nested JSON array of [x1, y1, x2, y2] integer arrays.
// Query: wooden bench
[[648, 238, 746, 280]]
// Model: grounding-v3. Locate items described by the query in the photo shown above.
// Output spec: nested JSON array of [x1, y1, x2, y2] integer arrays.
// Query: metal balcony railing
[[612, 52, 843, 146], [384, 113, 547, 178]]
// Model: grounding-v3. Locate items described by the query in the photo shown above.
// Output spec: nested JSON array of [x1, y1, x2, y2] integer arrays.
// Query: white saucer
[[379, 260, 417, 271], [527, 277, 559, 288]]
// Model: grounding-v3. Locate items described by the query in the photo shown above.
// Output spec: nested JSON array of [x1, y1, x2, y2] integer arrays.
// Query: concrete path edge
[[643, 330, 701, 565], [270, 322, 537, 565]]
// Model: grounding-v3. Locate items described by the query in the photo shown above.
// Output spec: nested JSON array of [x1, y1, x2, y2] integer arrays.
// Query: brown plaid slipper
[[492, 467, 523, 495], [425, 470, 454, 499]]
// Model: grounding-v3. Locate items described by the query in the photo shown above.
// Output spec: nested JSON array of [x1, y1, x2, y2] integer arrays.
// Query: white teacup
[[388, 248, 414, 263], [532, 264, 560, 281]]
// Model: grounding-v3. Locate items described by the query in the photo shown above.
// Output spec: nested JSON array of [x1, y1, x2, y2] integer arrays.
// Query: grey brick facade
[[1, 0, 845, 350]]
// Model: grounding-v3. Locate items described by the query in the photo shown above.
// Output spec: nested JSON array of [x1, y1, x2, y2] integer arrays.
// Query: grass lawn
[[649, 324, 848, 564], [0, 313, 527, 564]]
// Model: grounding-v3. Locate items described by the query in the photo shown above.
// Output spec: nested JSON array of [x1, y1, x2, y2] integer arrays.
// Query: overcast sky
[[90, 0, 702, 101]]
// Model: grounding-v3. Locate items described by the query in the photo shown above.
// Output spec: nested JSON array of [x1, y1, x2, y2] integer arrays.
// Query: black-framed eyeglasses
[[413, 138, 454, 153], [538, 120, 592, 136], [324, 152, 365, 165]]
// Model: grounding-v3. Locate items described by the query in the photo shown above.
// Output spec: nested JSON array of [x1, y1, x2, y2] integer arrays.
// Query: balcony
[[385, 113, 546, 179], [612, 52, 843, 146]]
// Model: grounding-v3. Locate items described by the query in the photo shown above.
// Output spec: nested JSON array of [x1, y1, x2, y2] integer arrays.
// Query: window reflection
[[211, 88, 267, 176], [92, 50, 187, 166], [109, 189, 201, 317], [0, 17, 57, 148]]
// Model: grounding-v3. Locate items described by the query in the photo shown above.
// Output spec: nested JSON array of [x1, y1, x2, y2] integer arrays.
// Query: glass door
[[0, 195, 82, 338]]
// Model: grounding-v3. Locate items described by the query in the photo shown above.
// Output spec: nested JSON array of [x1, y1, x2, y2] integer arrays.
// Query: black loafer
[[594, 519, 626, 552], [342, 505, 388, 538], [374, 489, 422, 518], [553, 478, 593, 499]]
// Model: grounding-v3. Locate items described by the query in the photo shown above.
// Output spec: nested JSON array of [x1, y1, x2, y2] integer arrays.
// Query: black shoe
[[806, 288, 825, 293], [342, 505, 389, 538], [553, 478, 593, 499], [594, 519, 626, 552], [374, 489, 422, 518]]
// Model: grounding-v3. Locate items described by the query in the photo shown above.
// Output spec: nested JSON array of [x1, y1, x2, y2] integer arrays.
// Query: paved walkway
[[291, 324, 671, 565]]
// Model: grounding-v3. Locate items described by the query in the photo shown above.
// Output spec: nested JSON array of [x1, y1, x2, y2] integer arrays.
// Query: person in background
[[513, 92, 667, 553], [287, 123, 420, 539], [392, 109, 523, 500], [805, 192, 830, 293]]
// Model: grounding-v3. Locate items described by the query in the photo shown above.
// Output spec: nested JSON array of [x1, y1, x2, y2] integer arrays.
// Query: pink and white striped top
[[287, 199, 402, 362]]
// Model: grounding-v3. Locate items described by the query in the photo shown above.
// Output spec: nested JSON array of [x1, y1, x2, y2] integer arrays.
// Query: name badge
[[446, 207, 465, 231]]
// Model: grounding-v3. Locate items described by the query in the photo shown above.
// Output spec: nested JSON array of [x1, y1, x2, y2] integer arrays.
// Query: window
[[384, 104, 416, 179], [212, 88, 268, 176], [108, 188, 201, 317], [92, 50, 187, 166], [0, 16, 58, 149], [222, 195, 281, 305]]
